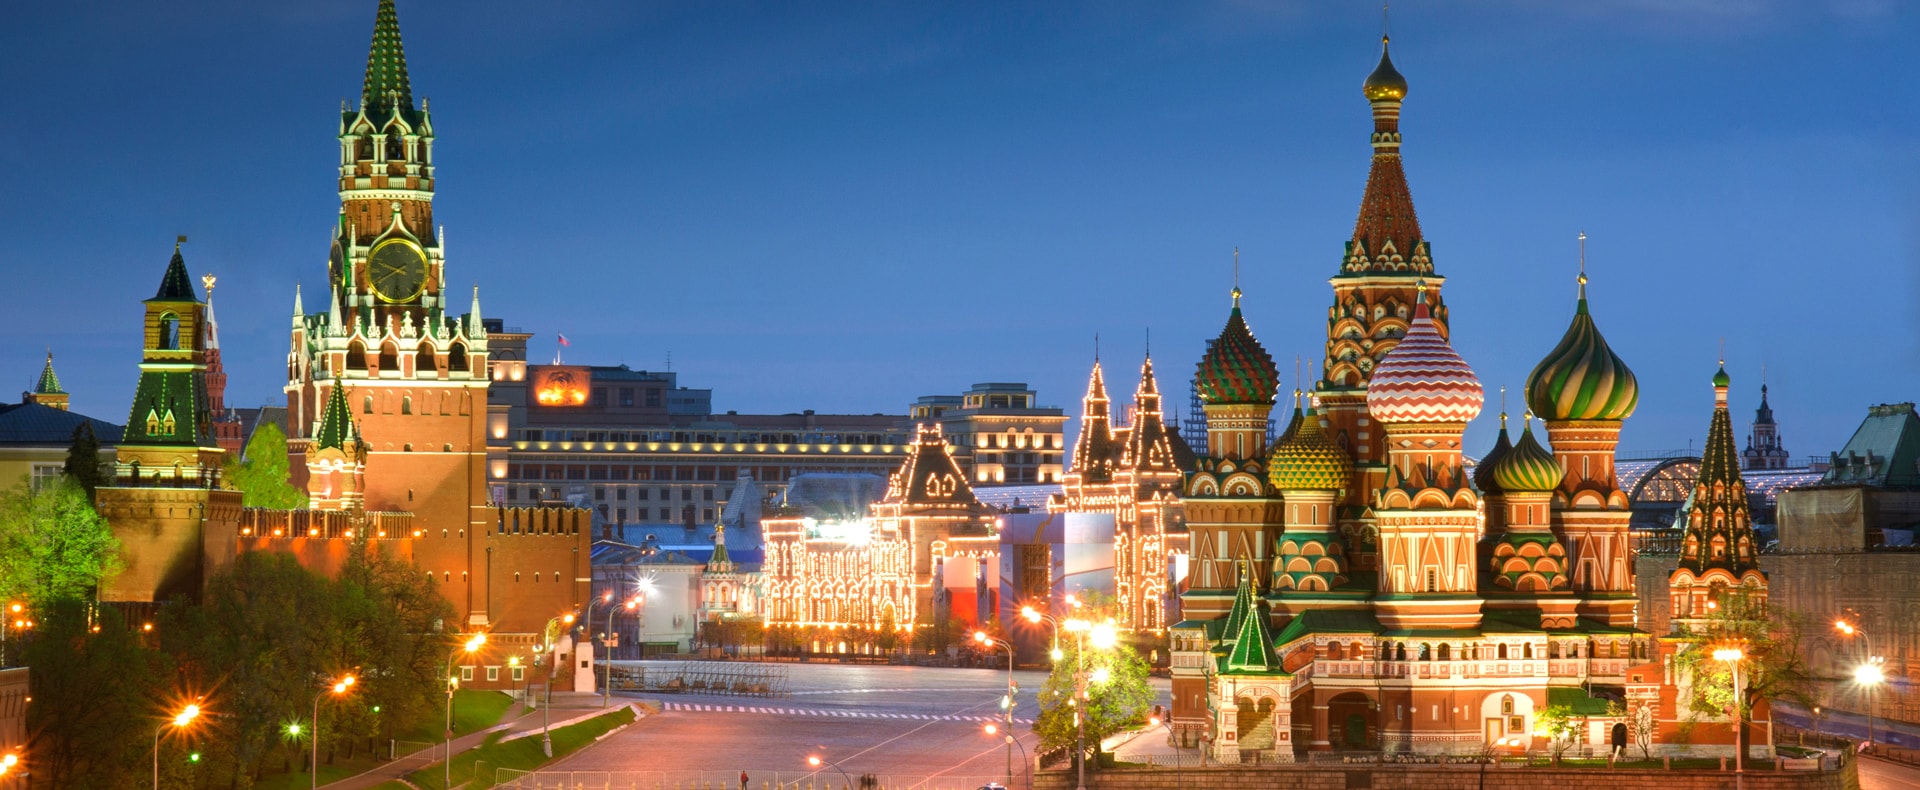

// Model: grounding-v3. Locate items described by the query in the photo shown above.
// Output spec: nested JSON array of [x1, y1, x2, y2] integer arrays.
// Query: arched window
[[1501, 695, 1514, 715], [1498, 643, 1508, 659], [417, 343, 437, 376], [401, 396, 412, 415], [1419, 643, 1431, 661], [347, 342, 369, 373], [1437, 643, 1451, 661], [363, 395, 374, 414], [1395, 642, 1407, 661], [1523, 643, 1534, 659], [386, 131, 404, 161], [158, 313, 181, 350], [450, 343, 470, 373]]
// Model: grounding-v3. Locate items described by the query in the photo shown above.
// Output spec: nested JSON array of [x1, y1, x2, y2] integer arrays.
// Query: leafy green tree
[[1672, 590, 1813, 757], [1031, 594, 1154, 769], [875, 606, 900, 654], [24, 599, 172, 789], [0, 477, 122, 604], [223, 423, 308, 509], [62, 422, 106, 498], [1535, 704, 1579, 761]]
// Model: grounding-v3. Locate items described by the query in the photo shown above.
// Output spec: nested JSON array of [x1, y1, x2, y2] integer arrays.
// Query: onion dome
[[1472, 412, 1513, 494], [1269, 393, 1355, 492], [1713, 364, 1731, 389], [1366, 285, 1484, 424], [1363, 36, 1408, 102], [1490, 415, 1563, 493], [1525, 273, 1638, 421], [1195, 289, 1280, 406]]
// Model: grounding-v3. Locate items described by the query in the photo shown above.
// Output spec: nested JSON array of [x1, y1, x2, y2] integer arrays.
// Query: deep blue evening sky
[[3, 1, 1915, 457]]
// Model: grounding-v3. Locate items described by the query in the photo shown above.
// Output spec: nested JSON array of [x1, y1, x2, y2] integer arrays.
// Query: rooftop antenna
[[666, 351, 673, 372]]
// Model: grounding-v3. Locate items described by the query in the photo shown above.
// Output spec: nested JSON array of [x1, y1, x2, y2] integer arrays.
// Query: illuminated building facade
[[1050, 354, 1192, 632], [911, 383, 1067, 485], [1167, 38, 1664, 760], [760, 424, 999, 635], [484, 331, 911, 532]]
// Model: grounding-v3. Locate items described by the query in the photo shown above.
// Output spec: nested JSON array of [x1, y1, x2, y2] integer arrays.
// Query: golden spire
[[1231, 246, 1242, 308]]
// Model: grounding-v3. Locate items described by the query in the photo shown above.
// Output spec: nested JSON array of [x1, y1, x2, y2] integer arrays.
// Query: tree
[[0, 477, 122, 604], [1632, 701, 1656, 761], [875, 606, 900, 654], [223, 423, 308, 509], [62, 422, 106, 498], [1535, 704, 1579, 762], [24, 599, 172, 789], [1031, 595, 1154, 769], [1672, 590, 1814, 757]]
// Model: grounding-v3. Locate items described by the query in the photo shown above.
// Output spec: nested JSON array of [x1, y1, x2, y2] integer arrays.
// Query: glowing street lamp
[[985, 722, 1032, 789], [311, 675, 356, 789], [806, 755, 854, 790], [444, 634, 486, 789], [1854, 660, 1886, 749], [975, 631, 1018, 790], [155, 703, 200, 790], [1712, 647, 1746, 775]]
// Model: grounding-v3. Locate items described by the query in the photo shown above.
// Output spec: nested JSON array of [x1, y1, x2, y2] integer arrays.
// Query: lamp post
[[1713, 647, 1745, 777], [1836, 619, 1881, 749], [607, 597, 637, 708], [975, 631, 1017, 790], [1854, 661, 1886, 751], [1021, 605, 1062, 659], [985, 723, 1032, 790], [806, 755, 854, 790], [155, 703, 199, 790], [583, 591, 612, 696], [508, 655, 521, 701], [1149, 714, 1200, 772], [312, 675, 355, 790], [444, 633, 486, 790], [1062, 618, 1116, 790]]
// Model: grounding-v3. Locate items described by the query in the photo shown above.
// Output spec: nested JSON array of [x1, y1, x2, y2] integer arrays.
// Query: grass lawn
[[397, 689, 519, 742], [405, 706, 637, 790], [248, 755, 384, 790]]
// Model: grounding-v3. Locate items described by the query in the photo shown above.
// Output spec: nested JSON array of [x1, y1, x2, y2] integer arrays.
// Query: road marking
[[661, 702, 1032, 724]]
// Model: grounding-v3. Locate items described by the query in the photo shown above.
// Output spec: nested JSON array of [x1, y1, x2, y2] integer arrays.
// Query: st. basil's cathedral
[[1161, 38, 1769, 760]]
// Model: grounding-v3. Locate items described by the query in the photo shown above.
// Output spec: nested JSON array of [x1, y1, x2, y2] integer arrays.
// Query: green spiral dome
[[1490, 421, 1563, 493], [1196, 302, 1280, 406], [1268, 405, 1354, 492], [1525, 287, 1638, 421]]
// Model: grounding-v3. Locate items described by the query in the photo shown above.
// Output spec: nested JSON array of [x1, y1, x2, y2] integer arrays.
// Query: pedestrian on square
[[739, 770, 749, 790]]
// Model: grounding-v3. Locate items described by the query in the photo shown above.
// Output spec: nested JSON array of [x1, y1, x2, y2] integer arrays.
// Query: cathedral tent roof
[[361, 0, 414, 117], [33, 353, 63, 395], [150, 246, 198, 303]]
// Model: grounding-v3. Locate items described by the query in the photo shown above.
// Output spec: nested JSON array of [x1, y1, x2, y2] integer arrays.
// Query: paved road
[[1861, 757, 1920, 790], [540, 662, 1169, 789]]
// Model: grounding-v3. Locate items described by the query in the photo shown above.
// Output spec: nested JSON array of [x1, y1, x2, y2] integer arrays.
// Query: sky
[[2, 0, 1916, 459]]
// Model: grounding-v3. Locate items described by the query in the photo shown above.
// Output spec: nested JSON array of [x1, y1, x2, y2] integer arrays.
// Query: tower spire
[[1231, 247, 1242, 309], [362, 0, 414, 117]]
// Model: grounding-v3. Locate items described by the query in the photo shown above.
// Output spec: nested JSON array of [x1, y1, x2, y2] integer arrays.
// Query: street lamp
[[444, 633, 485, 790], [1836, 618, 1881, 749], [311, 675, 355, 790], [1854, 661, 1886, 750], [1062, 617, 1117, 790], [806, 755, 854, 790], [155, 703, 200, 790], [1149, 714, 1200, 776], [985, 723, 1032, 790], [607, 596, 639, 708], [583, 591, 613, 696], [975, 631, 1017, 790], [1022, 605, 1063, 659], [1713, 647, 1745, 775]]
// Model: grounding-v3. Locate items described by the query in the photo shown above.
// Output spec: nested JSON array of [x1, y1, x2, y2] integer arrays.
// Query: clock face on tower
[[368, 238, 428, 303]]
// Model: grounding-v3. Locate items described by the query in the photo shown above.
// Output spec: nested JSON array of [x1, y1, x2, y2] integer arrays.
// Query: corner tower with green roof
[[96, 242, 239, 606], [24, 350, 68, 411]]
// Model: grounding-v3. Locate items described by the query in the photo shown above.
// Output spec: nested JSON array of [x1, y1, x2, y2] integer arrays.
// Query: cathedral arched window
[[386, 132, 404, 161], [363, 395, 373, 414], [1501, 695, 1514, 715], [417, 344, 436, 376], [401, 396, 412, 415], [1437, 643, 1450, 661], [450, 343, 470, 373], [1497, 643, 1508, 659], [347, 342, 369, 373]]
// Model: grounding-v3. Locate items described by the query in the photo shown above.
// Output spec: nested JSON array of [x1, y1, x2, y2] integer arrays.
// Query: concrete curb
[[498, 702, 645, 744]]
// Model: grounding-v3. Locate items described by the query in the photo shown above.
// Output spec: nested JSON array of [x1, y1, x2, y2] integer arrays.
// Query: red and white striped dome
[[1366, 293, 1484, 424]]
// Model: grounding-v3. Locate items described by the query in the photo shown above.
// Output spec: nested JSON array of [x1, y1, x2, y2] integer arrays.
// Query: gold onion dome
[[1525, 274, 1638, 421], [1490, 416, 1563, 493], [1269, 395, 1354, 492], [1195, 290, 1280, 406], [1363, 36, 1408, 102], [1472, 413, 1514, 494]]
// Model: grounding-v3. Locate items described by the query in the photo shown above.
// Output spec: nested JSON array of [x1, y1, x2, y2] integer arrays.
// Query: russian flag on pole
[[557, 334, 571, 347]]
